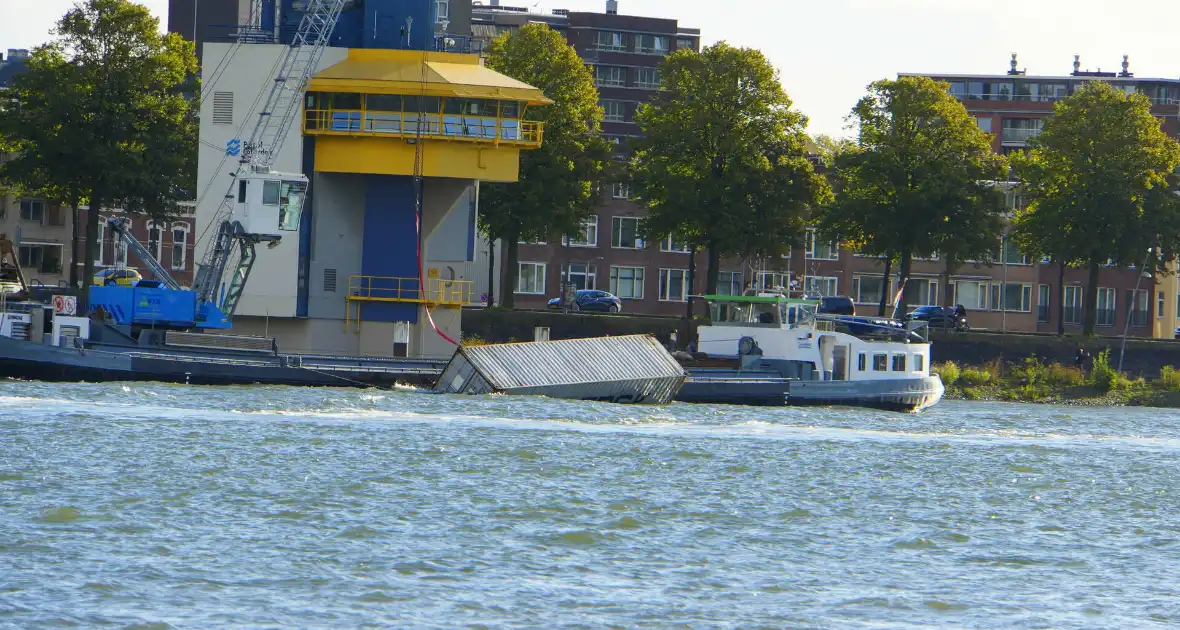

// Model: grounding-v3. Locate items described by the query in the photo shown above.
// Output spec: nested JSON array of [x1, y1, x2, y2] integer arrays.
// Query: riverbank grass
[[934, 350, 1180, 407]]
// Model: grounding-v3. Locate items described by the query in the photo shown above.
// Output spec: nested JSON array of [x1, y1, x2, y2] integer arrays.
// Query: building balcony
[[304, 109, 543, 148], [1001, 128, 1042, 144]]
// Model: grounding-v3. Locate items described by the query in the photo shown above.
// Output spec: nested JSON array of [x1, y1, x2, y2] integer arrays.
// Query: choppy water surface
[[2, 381, 1179, 629]]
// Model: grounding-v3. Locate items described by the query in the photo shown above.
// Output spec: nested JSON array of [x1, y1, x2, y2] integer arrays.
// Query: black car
[[905, 305, 969, 331], [817, 295, 856, 316], [547, 289, 622, 313]]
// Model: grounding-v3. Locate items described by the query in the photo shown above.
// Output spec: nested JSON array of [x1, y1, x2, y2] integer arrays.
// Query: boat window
[[262, 180, 281, 206], [858, 353, 866, 371], [872, 354, 887, 371], [892, 354, 906, 371], [754, 304, 777, 324], [710, 302, 753, 323], [278, 180, 308, 232], [913, 353, 925, 372]]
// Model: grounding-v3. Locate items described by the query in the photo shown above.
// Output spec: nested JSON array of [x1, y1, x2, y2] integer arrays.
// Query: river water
[[2, 381, 1179, 629]]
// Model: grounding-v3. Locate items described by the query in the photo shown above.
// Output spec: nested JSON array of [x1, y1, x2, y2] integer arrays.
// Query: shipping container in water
[[435, 335, 686, 404]]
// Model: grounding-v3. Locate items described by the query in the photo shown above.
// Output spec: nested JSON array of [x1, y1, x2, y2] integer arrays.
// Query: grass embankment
[[933, 350, 1180, 407]]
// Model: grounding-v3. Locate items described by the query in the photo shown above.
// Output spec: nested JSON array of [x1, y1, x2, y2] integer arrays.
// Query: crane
[[88, 0, 348, 332], [192, 0, 349, 319]]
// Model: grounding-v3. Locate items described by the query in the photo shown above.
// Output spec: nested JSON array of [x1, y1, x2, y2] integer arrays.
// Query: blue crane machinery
[[91, 0, 349, 331]]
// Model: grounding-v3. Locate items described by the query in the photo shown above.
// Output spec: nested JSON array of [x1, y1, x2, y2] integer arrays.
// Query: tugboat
[[675, 291, 944, 412]]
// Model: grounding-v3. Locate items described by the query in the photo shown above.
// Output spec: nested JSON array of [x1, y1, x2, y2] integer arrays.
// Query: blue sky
[[2, 0, 1176, 136]]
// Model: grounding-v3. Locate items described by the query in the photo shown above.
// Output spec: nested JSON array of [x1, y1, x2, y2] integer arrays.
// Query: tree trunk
[[486, 239, 495, 308], [69, 199, 81, 288], [1083, 258, 1100, 336], [685, 244, 697, 320], [1056, 260, 1065, 336], [499, 234, 519, 309], [80, 197, 102, 311], [705, 240, 720, 295], [895, 249, 913, 319], [942, 257, 955, 306], [877, 254, 893, 317]]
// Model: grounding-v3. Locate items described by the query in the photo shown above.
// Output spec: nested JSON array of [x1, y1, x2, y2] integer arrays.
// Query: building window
[[903, 278, 939, 306], [1064, 285, 1084, 324], [212, 91, 234, 125], [757, 272, 789, 292], [18, 244, 63, 274], [611, 216, 644, 249], [1096, 287, 1116, 327], [95, 218, 106, 266], [147, 222, 163, 262], [637, 34, 669, 55], [435, 0, 448, 20], [1001, 118, 1043, 144], [171, 223, 189, 271], [1159, 291, 1166, 318], [635, 67, 661, 89], [610, 265, 644, 299], [660, 236, 690, 253], [892, 354, 906, 372], [872, 354, 888, 371], [976, 116, 993, 133], [852, 275, 889, 306], [805, 275, 838, 297], [602, 100, 626, 122], [805, 228, 838, 260], [676, 38, 694, 51], [997, 239, 1029, 265], [565, 216, 598, 247], [1037, 283, 1050, 323], [611, 182, 630, 199], [953, 280, 990, 310], [1129, 289, 1150, 328], [716, 271, 743, 296], [595, 31, 625, 51], [659, 268, 689, 302], [562, 263, 597, 291], [516, 262, 546, 295], [989, 282, 1032, 312], [597, 65, 626, 88], [857, 353, 867, 372], [19, 198, 44, 223]]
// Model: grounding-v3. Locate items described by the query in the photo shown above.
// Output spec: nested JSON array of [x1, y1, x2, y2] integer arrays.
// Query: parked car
[[816, 295, 856, 316], [93, 268, 143, 287], [905, 305, 969, 331], [547, 289, 622, 313]]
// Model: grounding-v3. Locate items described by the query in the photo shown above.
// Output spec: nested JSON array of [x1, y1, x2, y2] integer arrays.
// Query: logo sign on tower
[[226, 138, 242, 157]]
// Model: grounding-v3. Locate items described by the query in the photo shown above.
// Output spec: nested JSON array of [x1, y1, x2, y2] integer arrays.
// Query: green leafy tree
[[0, 0, 197, 306], [482, 23, 612, 308], [818, 76, 1004, 316], [630, 42, 830, 295], [1011, 81, 1180, 335]]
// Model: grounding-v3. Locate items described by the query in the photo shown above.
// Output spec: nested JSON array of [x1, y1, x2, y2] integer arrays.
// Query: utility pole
[[1119, 248, 1154, 373]]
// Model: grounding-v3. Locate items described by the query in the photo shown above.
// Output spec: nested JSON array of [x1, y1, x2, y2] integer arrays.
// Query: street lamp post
[[1118, 249, 1155, 374]]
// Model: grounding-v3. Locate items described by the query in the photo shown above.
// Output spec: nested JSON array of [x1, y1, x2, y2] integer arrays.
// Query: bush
[[1159, 366, 1180, 390], [1090, 349, 1120, 393], [1046, 363, 1086, 387], [959, 368, 992, 387], [934, 361, 961, 387], [462, 334, 490, 346], [1013, 356, 1047, 385]]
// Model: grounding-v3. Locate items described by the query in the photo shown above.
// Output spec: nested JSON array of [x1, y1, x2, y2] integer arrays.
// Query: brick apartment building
[[471, 1, 705, 316]]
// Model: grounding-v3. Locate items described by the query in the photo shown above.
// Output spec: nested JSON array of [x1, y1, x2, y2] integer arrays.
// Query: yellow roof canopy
[[309, 49, 552, 105]]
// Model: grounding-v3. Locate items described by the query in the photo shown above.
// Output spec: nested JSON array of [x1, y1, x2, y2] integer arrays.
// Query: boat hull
[[788, 376, 944, 413], [0, 335, 442, 388]]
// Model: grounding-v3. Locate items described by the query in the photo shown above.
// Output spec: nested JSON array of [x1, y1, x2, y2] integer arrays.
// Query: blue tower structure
[[279, 0, 439, 51]]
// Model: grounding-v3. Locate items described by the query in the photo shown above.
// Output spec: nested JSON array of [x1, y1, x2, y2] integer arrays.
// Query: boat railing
[[809, 313, 930, 343]]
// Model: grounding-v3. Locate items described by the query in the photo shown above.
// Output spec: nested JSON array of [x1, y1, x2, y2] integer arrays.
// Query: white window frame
[[611, 216, 644, 249], [563, 263, 598, 291], [805, 228, 838, 260], [637, 34, 670, 55], [635, 67, 660, 89], [989, 281, 1032, 313], [903, 277, 939, 306], [597, 66, 626, 88], [602, 100, 626, 122], [611, 182, 630, 199], [94, 217, 107, 266], [658, 268, 690, 302], [609, 265, 645, 299], [516, 261, 547, 295], [147, 221, 165, 263], [660, 236, 690, 253], [716, 271, 743, 296], [564, 216, 598, 248], [852, 275, 891, 306], [804, 275, 838, 297], [435, 0, 449, 20], [1064, 285, 1084, 324], [170, 222, 189, 271], [1096, 287, 1116, 326], [953, 279, 990, 310], [757, 271, 789, 292], [595, 31, 626, 51]]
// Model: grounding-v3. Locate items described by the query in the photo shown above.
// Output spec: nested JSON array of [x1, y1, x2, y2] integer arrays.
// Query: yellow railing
[[347, 275, 473, 307], [304, 108, 543, 148]]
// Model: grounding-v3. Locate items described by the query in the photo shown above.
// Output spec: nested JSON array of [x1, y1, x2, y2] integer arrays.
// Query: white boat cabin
[[696, 294, 933, 382]]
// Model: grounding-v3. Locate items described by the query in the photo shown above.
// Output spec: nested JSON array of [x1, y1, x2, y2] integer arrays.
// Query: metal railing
[[347, 276, 473, 306], [1001, 128, 1042, 143], [304, 109, 543, 147]]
